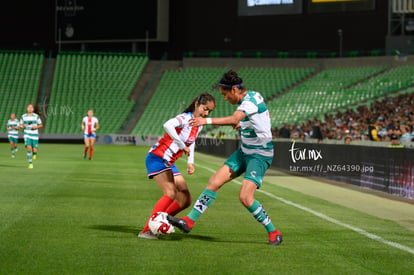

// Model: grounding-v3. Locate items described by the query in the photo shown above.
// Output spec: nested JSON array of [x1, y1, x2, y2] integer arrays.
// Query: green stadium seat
[[44, 52, 148, 134], [131, 67, 315, 136], [0, 51, 43, 132]]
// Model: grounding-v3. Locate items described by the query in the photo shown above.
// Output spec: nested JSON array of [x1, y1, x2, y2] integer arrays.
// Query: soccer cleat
[[33, 154, 37, 160], [138, 230, 158, 240], [15, 148, 18, 152], [28, 164, 34, 169], [11, 155, 15, 158], [89, 157, 93, 160], [83, 154, 86, 159], [166, 215, 192, 233], [268, 230, 283, 246]]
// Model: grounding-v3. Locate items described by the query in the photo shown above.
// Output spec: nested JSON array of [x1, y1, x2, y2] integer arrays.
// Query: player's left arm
[[94, 122, 100, 132], [187, 143, 196, 175], [190, 110, 246, 127], [33, 117, 43, 129]]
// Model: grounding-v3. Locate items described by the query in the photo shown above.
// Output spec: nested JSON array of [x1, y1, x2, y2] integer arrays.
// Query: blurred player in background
[[20, 104, 42, 169], [168, 70, 282, 246], [81, 110, 99, 160], [7, 113, 20, 158], [138, 93, 215, 240]]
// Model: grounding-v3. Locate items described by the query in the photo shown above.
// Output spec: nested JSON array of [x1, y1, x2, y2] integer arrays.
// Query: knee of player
[[239, 193, 254, 208], [164, 187, 177, 199], [207, 176, 222, 192]]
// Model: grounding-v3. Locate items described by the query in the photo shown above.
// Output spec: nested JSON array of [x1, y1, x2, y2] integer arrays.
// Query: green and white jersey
[[20, 113, 42, 140], [237, 91, 273, 157], [7, 119, 20, 139]]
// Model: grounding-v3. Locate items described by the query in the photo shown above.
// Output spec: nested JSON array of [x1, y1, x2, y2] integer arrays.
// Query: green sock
[[11, 147, 15, 155], [27, 151, 33, 164], [247, 200, 276, 233], [188, 189, 217, 221]]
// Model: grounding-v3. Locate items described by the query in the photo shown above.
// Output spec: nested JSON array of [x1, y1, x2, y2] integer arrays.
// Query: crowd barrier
[[196, 138, 414, 200]]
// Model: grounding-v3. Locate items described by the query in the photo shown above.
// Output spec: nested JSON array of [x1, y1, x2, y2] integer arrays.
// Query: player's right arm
[[163, 117, 190, 155], [190, 110, 246, 127]]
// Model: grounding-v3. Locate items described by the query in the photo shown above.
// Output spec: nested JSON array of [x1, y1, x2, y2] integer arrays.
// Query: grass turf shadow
[[89, 225, 266, 245], [88, 224, 138, 235], [162, 232, 266, 245]]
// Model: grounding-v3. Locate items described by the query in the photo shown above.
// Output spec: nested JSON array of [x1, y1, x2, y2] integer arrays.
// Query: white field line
[[195, 162, 414, 256]]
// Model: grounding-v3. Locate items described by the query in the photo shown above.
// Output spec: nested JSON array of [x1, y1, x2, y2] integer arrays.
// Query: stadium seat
[[0, 51, 43, 132], [43, 52, 148, 134], [209, 66, 399, 137], [131, 67, 314, 136]]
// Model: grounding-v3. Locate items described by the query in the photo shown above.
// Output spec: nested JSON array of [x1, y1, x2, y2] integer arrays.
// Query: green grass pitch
[[1, 144, 414, 274]]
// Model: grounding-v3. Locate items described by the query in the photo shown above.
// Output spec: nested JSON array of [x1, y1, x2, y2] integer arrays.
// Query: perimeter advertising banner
[[95, 134, 160, 146], [196, 138, 414, 200]]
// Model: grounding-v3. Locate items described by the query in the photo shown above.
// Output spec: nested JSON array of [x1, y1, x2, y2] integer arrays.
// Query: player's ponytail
[[216, 69, 244, 91], [183, 93, 215, 113]]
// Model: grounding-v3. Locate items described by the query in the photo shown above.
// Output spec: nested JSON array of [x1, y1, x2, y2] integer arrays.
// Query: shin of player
[[20, 104, 42, 168], [138, 93, 215, 240], [81, 110, 99, 160], [168, 70, 282, 245], [7, 113, 20, 158]]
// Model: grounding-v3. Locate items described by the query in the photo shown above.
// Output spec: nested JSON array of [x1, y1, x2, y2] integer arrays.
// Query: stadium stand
[[43, 52, 148, 134], [238, 67, 315, 99], [271, 65, 414, 142], [342, 65, 414, 102], [3, 51, 413, 141], [130, 67, 314, 136], [208, 66, 387, 137], [131, 68, 227, 136], [0, 51, 43, 131], [267, 66, 388, 127], [275, 86, 414, 142]]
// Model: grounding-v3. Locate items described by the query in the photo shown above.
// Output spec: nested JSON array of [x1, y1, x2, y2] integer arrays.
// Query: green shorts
[[224, 148, 273, 188], [8, 137, 18, 144], [24, 138, 39, 149]]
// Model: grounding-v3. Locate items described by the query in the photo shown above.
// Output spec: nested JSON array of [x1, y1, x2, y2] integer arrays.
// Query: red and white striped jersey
[[82, 116, 99, 135], [150, 112, 202, 164]]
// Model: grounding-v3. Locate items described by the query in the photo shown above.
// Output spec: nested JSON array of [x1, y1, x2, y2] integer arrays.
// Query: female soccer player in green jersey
[[7, 113, 20, 158], [20, 104, 43, 169], [168, 70, 282, 246]]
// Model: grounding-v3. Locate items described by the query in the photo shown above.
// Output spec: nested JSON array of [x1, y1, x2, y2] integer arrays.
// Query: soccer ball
[[148, 212, 175, 236]]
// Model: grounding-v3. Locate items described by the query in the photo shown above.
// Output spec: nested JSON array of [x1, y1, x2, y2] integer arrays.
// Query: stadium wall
[[195, 138, 414, 200], [182, 55, 414, 70], [171, 0, 387, 57]]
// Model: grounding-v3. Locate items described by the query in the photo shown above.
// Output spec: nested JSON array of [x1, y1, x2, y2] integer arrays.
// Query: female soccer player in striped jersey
[[20, 104, 43, 169], [138, 93, 215, 239], [168, 70, 283, 246], [7, 113, 20, 158], [81, 110, 99, 160]]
